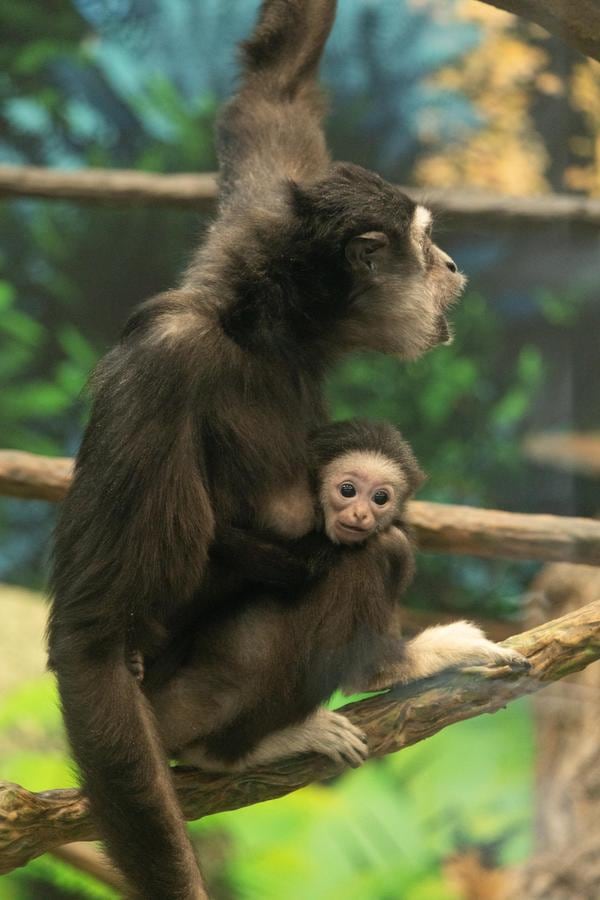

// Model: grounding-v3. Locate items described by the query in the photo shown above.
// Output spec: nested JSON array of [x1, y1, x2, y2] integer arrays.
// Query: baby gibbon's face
[[319, 451, 406, 545]]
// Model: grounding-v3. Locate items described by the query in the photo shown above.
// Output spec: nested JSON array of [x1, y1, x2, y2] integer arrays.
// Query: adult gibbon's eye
[[372, 489, 389, 506], [339, 483, 356, 498]]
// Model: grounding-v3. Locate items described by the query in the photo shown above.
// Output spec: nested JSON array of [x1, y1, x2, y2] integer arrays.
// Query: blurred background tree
[[0, 1, 598, 897]]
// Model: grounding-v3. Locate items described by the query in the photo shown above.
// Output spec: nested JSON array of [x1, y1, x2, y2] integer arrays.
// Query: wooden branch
[[1, 597, 600, 875], [408, 500, 600, 566], [476, 0, 600, 63], [0, 450, 73, 502], [509, 564, 600, 898], [2, 164, 600, 227], [523, 431, 600, 478], [0, 165, 217, 212], [1, 450, 598, 564]]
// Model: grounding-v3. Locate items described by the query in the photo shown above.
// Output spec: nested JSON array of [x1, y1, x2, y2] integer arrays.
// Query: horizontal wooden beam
[[0, 450, 73, 502], [0, 165, 216, 212], [409, 500, 600, 566], [1, 450, 598, 565], [1, 164, 600, 226], [523, 431, 600, 478]]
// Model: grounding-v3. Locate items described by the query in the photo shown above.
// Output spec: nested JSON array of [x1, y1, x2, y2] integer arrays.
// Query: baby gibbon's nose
[[352, 506, 373, 527]]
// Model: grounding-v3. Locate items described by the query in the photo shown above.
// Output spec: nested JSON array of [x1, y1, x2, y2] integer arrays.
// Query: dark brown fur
[[48, 2, 465, 897]]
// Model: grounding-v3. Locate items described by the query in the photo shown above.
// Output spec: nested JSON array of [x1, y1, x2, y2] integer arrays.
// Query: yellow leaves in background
[[565, 60, 600, 195], [415, 1, 549, 194]]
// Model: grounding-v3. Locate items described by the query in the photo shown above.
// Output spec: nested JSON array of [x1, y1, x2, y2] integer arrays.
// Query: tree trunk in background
[[512, 563, 600, 898]]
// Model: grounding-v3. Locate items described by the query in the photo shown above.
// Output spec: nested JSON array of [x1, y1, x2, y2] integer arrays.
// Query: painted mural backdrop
[[0, 2, 598, 897]]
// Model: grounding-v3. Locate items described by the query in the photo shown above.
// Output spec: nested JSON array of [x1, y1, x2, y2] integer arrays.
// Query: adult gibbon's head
[[292, 163, 466, 361], [310, 419, 425, 545]]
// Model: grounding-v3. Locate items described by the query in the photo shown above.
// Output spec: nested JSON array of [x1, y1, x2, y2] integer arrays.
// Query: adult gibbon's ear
[[345, 232, 389, 274]]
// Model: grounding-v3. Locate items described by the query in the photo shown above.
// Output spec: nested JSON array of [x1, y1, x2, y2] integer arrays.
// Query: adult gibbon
[[46, 2, 502, 897]]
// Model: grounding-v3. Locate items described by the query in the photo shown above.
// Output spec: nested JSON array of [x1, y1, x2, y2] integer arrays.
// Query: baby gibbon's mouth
[[336, 521, 370, 541]]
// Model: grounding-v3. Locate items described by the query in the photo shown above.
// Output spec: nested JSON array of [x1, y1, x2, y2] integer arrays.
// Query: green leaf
[[0, 279, 16, 310], [0, 382, 69, 417], [0, 308, 43, 346], [58, 323, 98, 371], [517, 346, 543, 387], [0, 343, 34, 380]]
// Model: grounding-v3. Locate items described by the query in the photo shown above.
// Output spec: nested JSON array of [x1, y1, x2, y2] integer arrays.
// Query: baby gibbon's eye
[[339, 482, 356, 498], [372, 489, 389, 506]]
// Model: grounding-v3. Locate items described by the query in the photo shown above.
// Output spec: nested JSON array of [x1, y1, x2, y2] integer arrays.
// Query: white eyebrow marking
[[412, 205, 432, 235]]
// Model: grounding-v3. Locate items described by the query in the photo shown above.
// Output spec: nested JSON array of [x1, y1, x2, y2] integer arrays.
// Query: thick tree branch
[[2, 450, 598, 565], [2, 164, 600, 226], [1, 598, 599, 875], [476, 0, 600, 62]]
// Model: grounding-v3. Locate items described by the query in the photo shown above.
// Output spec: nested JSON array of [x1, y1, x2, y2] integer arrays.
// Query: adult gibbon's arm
[[212, 525, 314, 589], [48, 293, 214, 900]]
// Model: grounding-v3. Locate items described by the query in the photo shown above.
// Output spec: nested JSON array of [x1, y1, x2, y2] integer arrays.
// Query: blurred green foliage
[[0, 278, 95, 454]]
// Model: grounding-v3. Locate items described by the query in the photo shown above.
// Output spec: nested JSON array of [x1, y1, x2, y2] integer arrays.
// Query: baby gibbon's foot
[[306, 709, 369, 768], [356, 622, 530, 692], [459, 642, 531, 678], [410, 621, 530, 677]]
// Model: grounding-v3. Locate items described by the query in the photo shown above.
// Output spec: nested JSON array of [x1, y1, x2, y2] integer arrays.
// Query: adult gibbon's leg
[[216, 0, 336, 207]]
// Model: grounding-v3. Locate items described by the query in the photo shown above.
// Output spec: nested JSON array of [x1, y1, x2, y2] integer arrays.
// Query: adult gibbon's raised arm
[[216, 0, 335, 206], [48, 1, 467, 897]]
